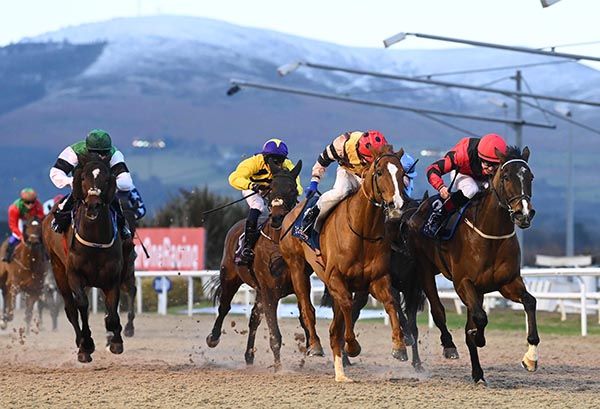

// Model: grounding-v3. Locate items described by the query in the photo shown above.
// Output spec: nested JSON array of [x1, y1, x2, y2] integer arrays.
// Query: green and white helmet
[[86, 129, 112, 153]]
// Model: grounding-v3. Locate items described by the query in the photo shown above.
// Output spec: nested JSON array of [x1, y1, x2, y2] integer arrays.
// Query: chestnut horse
[[0, 216, 45, 331], [407, 146, 537, 384], [280, 145, 410, 382], [42, 153, 131, 362], [206, 160, 325, 369]]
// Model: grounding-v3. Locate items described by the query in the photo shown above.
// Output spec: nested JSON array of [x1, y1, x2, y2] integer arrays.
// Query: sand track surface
[[1, 312, 599, 408]]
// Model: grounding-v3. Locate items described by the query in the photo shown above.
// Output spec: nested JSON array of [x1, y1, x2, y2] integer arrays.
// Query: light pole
[[554, 106, 574, 257]]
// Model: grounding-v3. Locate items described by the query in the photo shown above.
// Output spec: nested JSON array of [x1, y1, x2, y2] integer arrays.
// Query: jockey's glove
[[251, 183, 269, 193]]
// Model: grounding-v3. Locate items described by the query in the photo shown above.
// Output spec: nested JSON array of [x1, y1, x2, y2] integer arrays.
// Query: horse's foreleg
[[500, 278, 539, 372], [24, 293, 37, 333], [262, 293, 282, 371], [290, 262, 323, 356], [465, 309, 486, 384], [2, 284, 16, 326], [206, 274, 242, 348], [245, 299, 263, 365], [455, 279, 487, 348], [123, 283, 136, 337], [326, 271, 360, 359], [421, 264, 458, 358], [407, 302, 423, 371], [53, 266, 83, 354], [330, 302, 352, 382], [369, 275, 408, 361], [103, 285, 124, 355]]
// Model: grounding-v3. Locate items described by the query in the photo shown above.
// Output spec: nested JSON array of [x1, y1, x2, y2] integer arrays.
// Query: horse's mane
[[504, 145, 523, 161]]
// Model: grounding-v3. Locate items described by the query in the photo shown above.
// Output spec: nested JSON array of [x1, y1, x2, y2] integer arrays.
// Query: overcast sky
[[1, 0, 599, 65]]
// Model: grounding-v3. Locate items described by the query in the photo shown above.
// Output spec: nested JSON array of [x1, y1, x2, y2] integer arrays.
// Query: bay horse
[[280, 145, 410, 382], [42, 153, 131, 363], [407, 146, 537, 384], [120, 198, 138, 337], [206, 160, 325, 369], [0, 216, 46, 331]]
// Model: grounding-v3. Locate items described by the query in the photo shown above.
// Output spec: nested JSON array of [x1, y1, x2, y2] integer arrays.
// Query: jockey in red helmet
[[228, 138, 303, 266], [2, 188, 44, 262], [422, 133, 508, 237], [301, 130, 389, 231]]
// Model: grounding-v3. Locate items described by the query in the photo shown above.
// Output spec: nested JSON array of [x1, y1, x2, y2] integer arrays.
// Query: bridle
[[491, 158, 532, 219]]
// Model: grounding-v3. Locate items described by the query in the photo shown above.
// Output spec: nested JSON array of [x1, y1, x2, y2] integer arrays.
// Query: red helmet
[[357, 130, 388, 163], [478, 133, 507, 163]]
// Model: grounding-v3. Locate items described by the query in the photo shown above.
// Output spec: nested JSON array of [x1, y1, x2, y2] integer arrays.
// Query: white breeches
[[453, 172, 482, 199], [242, 189, 268, 215], [316, 166, 362, 215]]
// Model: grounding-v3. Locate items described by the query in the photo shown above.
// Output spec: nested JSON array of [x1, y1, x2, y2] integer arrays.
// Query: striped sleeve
[[310, 134, 347, 182], [426, 151, 456, 191]]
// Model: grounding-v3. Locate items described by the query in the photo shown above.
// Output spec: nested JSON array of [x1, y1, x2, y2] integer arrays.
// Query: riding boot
[[111, 198, 132, 241], [422, 200, 448, 238], [2, 239, 18, 263], [51, 194, 75, 233], [301, 205, 320, 231], [236, 209, 261, 266]]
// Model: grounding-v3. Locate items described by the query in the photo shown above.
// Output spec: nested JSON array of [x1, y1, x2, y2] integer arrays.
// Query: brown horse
[[42, 153, 131, 362], [0, 216, 46, 331], [206, 160, 325, 369], [120, 200, 138, 337], [280, 145, 410, 382], [407, 146, 537, 384]]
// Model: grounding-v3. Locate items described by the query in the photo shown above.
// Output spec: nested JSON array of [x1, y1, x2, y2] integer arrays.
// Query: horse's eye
[[376, 169, 383, 177]]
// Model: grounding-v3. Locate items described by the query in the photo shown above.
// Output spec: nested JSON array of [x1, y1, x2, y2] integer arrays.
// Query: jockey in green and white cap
[[49, 129, 146, 238]]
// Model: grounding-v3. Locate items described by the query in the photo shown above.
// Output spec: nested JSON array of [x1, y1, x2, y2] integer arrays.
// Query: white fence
[[89, 267, 600, 336]]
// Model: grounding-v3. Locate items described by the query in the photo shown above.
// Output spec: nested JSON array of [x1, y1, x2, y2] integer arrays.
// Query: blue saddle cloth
[[291, 196, 321, 251], [425, 194, 472, 241]]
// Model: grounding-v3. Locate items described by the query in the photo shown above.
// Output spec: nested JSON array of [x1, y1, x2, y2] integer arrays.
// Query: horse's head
[[492, 146, 535, 229], [267, 158, 302, 229], [364, 144, 409, 222], [22, 216, 42, 246], [72, 153, 116, 221]]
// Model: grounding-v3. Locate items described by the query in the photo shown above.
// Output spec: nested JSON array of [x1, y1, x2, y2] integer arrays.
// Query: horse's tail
[[203, 267, 224, 307], [320, 286, 334, 308]]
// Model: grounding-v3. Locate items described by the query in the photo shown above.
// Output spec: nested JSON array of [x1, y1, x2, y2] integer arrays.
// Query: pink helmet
[[478, 133, 507, 163], [358, 130, 388, 163]]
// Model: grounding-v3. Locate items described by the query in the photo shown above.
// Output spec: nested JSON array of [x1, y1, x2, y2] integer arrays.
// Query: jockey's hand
[[439, 186, 450, 200], [251, 183, 269, 194], [305, 181, 318, 199]]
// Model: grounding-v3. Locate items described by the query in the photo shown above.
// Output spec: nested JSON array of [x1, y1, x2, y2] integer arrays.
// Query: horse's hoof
[[392, 348, 408, 361], [443, 347, 459, 359], [335, 375, 354, 383], [206, 334, 220, 348], [0, 321, 7, 330], [412, 362, 425, 372], [245, 352, 255, 365], [474, 377, 488, 386], [123, 326, 134, 338], [521, 358, 538, 372], [404, 333, 415, 347], [344, 340, 361, 358], [109, 342, 124, 355], [273, 362, 282, 372], [342, 353, 352, 367], [77, 352, 92, 363], [307, 344, 324, 357]]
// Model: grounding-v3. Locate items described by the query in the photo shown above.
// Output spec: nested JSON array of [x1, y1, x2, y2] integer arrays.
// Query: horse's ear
[[522, 146, 531, 162], [396, 148, 404, 159], [495, 147, 507, 163], [72, 168, 84, 200], [422, 191, 429, 201], [290, 160, 302, 179]]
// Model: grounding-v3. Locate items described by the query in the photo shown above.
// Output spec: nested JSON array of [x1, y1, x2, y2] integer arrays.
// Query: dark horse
[[206, 160, 325, 369], [281, 145, 410, 382], [0, 216, 46, 331], [407, 146, 537, 384], [42, 153, 132, 362]]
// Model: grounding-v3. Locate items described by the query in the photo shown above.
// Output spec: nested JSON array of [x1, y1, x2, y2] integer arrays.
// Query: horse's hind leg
[[206, 273, 243, 348], [369, 275, 408, 361], [123, 283, 136, 337], [420, 263, 458, 359], [406, 301, 423, 371], [290, 262, 323, 356], [103, 285, 124, 354], [499, 278, 539, 372], [245, 299, 263, 365]]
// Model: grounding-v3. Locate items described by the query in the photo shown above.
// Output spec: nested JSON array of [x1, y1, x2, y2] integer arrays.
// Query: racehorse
[[119, 197, 138, 337], [280, 145, 410, 382], [42, 153, 131, 363], [407, 146, 537, 384], [206, 160, 325, 369], [0, 216, 46, 331]]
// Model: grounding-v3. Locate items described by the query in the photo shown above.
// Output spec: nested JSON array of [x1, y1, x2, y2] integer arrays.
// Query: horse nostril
[[529, 209, 536, 220]]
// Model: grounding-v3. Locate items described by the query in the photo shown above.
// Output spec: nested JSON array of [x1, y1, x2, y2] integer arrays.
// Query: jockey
[[49, 129, 146, 240], [301, 130, 389, 230], [422, 133, 508, 237], [3, 188, 44, 262], [228, 138, 302, 266], [400, 152, 418, 198]]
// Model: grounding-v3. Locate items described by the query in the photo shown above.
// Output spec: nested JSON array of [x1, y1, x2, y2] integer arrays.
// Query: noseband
[[492, 159, 531, 218]]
